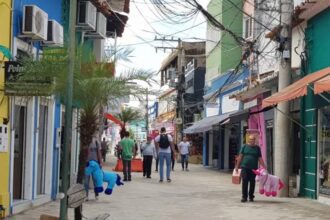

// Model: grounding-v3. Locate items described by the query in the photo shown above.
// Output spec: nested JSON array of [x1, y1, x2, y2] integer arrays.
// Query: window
[[244, 17, 253, 39]]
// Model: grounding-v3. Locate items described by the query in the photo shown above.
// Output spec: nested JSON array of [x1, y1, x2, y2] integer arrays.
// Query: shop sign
[[4, 61, 53, 96], [4, 61, 24, 82]]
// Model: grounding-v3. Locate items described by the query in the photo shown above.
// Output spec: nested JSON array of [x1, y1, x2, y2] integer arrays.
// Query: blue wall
[[13, 0, 62, 37], [12, 0, 63, 200]]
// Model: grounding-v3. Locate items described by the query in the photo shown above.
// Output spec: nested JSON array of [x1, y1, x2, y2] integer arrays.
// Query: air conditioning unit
[[77, 1, 97, 30], [43, 20, 63, 46], [22, 5, 48, 40], [85, 12, 107, 39]]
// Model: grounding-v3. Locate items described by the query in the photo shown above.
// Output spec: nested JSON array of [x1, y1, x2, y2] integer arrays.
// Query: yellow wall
[[0, 0, 11, 217]]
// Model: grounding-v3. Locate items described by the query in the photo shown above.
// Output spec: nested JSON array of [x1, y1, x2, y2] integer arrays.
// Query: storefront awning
[[262, 67, 330, 108], [183, 113, 231, 134], [314, 75, 330, 95]]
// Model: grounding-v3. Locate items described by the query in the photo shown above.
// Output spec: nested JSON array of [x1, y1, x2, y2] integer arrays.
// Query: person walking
[[155, 127, 174, 182], [235, 134, 266, 202], [119, 131, 136, 181], [141, 135, 156, 178], [171, 143, 177, 171], [85, 136, 103, 200], [178, 136, 190, 171], [101, 137, 108, 162]]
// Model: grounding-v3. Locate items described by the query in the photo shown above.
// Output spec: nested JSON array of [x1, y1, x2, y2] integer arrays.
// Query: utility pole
[[155, 37, 185, 143], [59, 0, 76, 219], [274, 0, 293, 197]]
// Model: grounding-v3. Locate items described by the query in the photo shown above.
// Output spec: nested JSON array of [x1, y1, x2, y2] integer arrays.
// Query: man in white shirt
[[178, 136, 191, 171], [155, 127, 174, 182], [141, 136, 156, 178]]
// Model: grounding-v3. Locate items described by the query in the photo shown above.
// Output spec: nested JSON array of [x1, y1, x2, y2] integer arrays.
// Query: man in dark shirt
[[235, 135, 266, 202]]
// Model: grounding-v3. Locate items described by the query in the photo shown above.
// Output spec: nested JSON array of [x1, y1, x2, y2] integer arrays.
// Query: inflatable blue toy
[[85, 160, 124, 195]]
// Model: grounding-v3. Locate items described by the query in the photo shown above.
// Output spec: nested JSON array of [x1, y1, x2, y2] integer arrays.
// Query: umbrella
[[0, 45, 12, 60]]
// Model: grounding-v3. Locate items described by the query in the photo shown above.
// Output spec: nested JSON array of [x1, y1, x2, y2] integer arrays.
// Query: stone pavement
[[8, 156, 330, 220]]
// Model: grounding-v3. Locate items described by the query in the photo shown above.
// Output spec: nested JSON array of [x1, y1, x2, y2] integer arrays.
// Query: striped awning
[[262, 67, 330, 108]]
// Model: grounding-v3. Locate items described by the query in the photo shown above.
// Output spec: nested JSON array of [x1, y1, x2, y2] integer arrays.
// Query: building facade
[[0, 0, 12, 217], [8, 0, 64, 214]]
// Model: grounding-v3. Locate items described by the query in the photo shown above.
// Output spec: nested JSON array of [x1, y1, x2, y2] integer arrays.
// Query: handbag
[[232, 169, 241, 184]]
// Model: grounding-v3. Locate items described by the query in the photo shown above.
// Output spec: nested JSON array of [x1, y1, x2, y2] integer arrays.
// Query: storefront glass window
[[319, 107, 330, 196]]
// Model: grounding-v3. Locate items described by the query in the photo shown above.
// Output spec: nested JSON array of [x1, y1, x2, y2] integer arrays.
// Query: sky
[[106, 0, 211, 106]]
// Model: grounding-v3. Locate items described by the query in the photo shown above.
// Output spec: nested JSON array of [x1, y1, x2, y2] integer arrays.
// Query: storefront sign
[[4, 61, 52, 96], [4, 61, 24, 82]]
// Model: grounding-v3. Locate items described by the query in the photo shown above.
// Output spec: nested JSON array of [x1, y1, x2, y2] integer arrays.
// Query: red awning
[[314, 75, 330, 95], [262, 67, 330, 108], [104, 113, 124, 127]]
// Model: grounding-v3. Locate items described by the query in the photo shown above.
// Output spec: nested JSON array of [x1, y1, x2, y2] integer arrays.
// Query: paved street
[[9, 156, 330, 220]]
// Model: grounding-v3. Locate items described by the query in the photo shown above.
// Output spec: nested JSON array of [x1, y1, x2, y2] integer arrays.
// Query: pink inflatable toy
[[253, 168, 285, 197]]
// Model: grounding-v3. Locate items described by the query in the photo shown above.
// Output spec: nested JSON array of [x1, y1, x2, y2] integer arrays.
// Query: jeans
[[122, 159, 132, 180], [241, 168, 256, 200], [159, 152, 171, 180], [143, 155, 153, 177], [181, 154, 189, 169]]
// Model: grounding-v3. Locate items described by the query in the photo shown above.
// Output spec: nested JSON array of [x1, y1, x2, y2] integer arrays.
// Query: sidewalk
[[8, 156, 330, 220]]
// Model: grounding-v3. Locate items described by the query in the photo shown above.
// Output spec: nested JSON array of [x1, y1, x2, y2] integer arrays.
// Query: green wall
[[206, 0, 243, 81], [300, 8, 330, 199]]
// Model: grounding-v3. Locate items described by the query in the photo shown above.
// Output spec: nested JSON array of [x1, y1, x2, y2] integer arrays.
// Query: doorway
[[228, 124, 240, 169], [37, 105, 48, 195], [13, 105, 27, 200], [266, 120, 274, 174]]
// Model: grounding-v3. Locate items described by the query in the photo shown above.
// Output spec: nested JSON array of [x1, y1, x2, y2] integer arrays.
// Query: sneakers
[[147, 176, 151, 179], [241, 198, 247, 203], [249, 198, 254, 202], [159, 180, 163, 183], [167, 179, 171, 183], [95, 196, 99, 200]]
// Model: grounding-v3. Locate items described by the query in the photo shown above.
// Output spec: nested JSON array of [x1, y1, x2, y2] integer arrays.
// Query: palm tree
[[17, 46, 153, 219], [116, 107, 143, 138]]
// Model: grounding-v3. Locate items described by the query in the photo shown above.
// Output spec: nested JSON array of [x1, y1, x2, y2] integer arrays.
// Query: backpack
[[159, 134, 170, 149]]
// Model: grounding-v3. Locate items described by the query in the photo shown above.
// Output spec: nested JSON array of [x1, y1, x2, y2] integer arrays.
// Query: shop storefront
[[318, 107, 330, 198]]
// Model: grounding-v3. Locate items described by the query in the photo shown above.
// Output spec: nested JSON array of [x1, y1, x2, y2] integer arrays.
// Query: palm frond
[[116, 107, 143, 124]]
